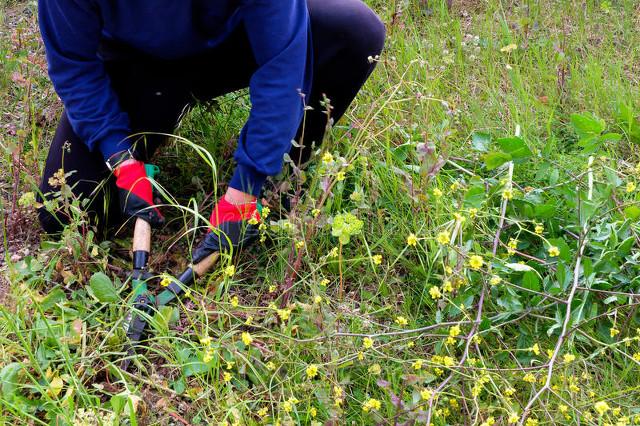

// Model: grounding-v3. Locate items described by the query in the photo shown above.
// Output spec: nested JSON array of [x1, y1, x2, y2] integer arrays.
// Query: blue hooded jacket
[[38, 0, 312, 196]]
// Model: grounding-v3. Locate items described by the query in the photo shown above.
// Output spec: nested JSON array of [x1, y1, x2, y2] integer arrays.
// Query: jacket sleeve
[[229, 0, 312, 196], [39, 0, 131, 160]]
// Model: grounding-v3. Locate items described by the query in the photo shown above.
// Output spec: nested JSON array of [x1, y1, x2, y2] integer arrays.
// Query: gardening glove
[[192, 196, 261, 263], [109, 151, 164, 226]]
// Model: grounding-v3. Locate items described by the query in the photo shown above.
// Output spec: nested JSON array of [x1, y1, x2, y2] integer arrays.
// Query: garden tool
[[120, 165, 220, 371]]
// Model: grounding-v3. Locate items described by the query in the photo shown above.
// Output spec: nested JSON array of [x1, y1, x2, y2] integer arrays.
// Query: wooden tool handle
[[193, 252, 220, 277], [132, 218, 151, 253]]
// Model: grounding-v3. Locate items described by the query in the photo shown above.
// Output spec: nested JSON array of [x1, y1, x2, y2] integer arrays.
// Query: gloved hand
[[192, 195, 261, 262], [111, 154, 164, 226]]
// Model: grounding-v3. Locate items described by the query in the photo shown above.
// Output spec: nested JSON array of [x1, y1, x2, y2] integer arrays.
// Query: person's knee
[[332, 1, 386, 59]]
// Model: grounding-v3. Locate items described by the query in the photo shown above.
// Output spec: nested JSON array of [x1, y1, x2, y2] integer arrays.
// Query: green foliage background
[[2, 0, 640, 425]]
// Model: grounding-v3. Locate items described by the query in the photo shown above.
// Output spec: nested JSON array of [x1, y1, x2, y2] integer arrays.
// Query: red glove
[[209, 196, 260, 229], [114, 159, 164, 226], [192, 196, 260, 262]]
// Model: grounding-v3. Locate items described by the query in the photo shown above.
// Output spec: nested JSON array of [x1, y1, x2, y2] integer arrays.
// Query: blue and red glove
[[112, 157, 164, 226], [192, 196, 261, 262]]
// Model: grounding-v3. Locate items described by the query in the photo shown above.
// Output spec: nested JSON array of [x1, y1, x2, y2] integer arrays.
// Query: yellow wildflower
[[277, 308, 292, 321], [420, 388, 433, 400], [309, 407, 317, 418], [313, 295, 323, 304], [223, 372, 232, 382], [241, 332, 253, 346], [449, 325, 461, 337], [295, 240, 305, 249], [429, 286, 442, 299], [407, 233, 418, 247], [395, 316, 409, 326], [548, 246, 560, 257], [412, 359, 423, 370], [594, 401, 610, 415], [433, 188, 443, 198], [627, 181, 637, 193], [469, 255, 484, 270], [319, 278, 329, 287], [489, 275, 502, 286], [442, 280, 454, 292], [230, 296, 239, 307], [535, 224, 544, 235], [563, 353, 576, 363], [322, 152, 333, 164], [453, 213, 466, 223], [372, 254, 383, 265], [530, 343, 540, 356], [362, 398, 381, 412], [225, 264, 236, 277], [508, 413, 519, 423], [611, 327, 620, 338], [500, 43, 518, 53], [160, 276, 171, 287], [523, 373, 536, 383], [368, 364, 381, 375], [436, 231, 450, 245], [266, 361, 276, 371], [200, 336, 213, 346], [257, 407, 268, 417], [306, 364, 318, 379], [363, 337, 374, 349], [502, 188, 514, 200]]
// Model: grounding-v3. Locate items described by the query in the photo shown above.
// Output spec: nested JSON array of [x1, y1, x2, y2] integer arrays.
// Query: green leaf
[[534, 203, 556, 219], [463, 185, 485, 208], [0, 363, 22, 402], [505, 263, 534, 272], [570, 112, 605, 139], [521, 271, 541, 291], [615, 103, 640, 144], [471, 132, 491, 152], [89, 272, 119, 303], [40, 288, 67, 311], [624, 205, 640, 221], [484, 151, 512, 170], [496, 137, 532, 161]]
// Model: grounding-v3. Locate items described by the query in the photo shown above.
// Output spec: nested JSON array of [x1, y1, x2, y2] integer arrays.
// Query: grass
[[2, 0, 640, 424]]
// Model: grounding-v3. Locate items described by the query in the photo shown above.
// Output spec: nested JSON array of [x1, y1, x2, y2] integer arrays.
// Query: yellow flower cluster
[[362, 398, 381, 412]]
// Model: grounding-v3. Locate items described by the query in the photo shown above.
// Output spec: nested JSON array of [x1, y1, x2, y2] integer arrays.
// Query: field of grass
[[2, 0, 640, 424]]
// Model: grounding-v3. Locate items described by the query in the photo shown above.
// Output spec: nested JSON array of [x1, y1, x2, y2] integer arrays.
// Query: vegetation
[[2, 0, 640, 424]]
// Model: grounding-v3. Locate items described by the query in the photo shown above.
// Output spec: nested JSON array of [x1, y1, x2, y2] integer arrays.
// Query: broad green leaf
[[0, 363, 22, 401], [624, 205, 640, 220], [41, 288, 67, 311], [534, 203, 556, 219], [521, 271, 541, 291], [471, 132, 491, 152], [505, 263, 534, 272], [570, 112, 605, 138], [464, 185, 485, 208], [89, 272, 119, 303], [484, 151, 511, 170], [496, 137, 532, 160]]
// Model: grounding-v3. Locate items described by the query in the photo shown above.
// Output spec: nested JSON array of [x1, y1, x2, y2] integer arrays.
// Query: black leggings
[[38, 0, 385, 235]]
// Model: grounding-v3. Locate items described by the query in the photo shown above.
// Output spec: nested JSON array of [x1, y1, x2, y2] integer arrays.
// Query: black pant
[[39, 0, 385, 235]]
